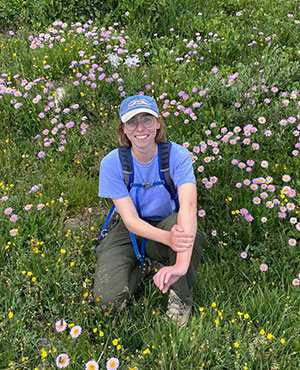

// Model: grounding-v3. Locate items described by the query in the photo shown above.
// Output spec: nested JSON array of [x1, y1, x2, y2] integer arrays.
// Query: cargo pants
[[93, 212, 206, 312]]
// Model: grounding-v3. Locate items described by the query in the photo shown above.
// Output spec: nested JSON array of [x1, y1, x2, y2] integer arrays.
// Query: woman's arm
[[113, 196, 194, 253], [153, 183, 198, 293]]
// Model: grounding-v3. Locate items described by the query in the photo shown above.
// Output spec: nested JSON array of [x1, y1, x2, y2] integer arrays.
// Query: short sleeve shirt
[[99, 142, 196, 221]]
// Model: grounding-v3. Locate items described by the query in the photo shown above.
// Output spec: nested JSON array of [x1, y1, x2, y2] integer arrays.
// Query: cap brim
[[121, 108, 159, 123]]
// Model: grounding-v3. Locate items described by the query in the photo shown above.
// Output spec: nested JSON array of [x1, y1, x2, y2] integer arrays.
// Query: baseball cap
[[119, 95, 159, 123]]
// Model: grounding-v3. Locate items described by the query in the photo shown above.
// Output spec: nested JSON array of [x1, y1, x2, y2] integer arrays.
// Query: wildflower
[[106, 357, 119, 369], [240, 252, 247, 259], [211, 230, 217, 236], [292, 278, 299, 286], [10, 214, 18, 222], [8, 311, 14, 319], [282, 174, 291, 182], [24, 204, 32, 211], [260, 329, 265, 335], [288, 239, 297, 246], [38, 151, 46, 158], [10, 228, 18, 236], [37, 203, 45, 210], [258, 116, 266, 124], [267, 333, 273, 340], [70, 325, 82, 338], [1, 196, 8, 202], [234, 342, 240, 348], [55, 319, 67, 332], [260, 263, 268, 272], [56, 354, 70, 368], [261, 217, 267, 223], [198, 209, 206, 217], [4, 207, 13, 215], [85, 360, 99, 370]]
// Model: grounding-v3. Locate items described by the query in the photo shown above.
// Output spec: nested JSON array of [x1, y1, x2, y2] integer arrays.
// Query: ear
[[156, 116, 162, 129]]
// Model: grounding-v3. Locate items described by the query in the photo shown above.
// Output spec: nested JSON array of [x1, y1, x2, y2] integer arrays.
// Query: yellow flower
[[237, 311, 243, 316], [99, 330, 104, 337], [260, 329, 265, 335], [8, 311, 14, 319], [244, 313, 249, 319], [211, 302, 216, 308], [267, 333, 273, 340], [117, 344, 121, 350], [234, 342, 240, 348], [214, 319, 220, 325], [60, 248, 66, 254], [280, 338, 285, 344], [143, 348, 150, 354], [199, 307, 205, 312], [112, 338, 119, 346]]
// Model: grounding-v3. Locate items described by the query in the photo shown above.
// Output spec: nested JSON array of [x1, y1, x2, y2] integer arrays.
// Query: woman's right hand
[[169, 224, 194, 252]]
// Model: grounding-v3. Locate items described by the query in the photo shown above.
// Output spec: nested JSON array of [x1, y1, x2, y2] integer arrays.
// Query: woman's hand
[[169, 224, 194, 252], [153, 264, 187, 294]]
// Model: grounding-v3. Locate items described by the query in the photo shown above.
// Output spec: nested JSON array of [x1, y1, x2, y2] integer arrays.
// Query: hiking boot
[[166, 289, 191, 326]]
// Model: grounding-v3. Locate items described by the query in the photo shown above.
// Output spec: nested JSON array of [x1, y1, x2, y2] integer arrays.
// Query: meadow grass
[[0, 1, 299, 369]]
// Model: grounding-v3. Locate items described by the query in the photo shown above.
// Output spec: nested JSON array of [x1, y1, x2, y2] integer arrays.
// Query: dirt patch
[[64, 206, 108, 232]]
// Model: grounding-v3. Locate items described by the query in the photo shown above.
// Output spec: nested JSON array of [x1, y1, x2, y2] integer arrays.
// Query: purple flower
[[240, 251, 247, 259], [56, 353, 70, 368], [4, 207, 13, 215], [260, 263, 268, 272], [38, 151, 45, 158], [288, 239, 297, 246], [292, 278, 299, 286], [10, 214, 18, 222]]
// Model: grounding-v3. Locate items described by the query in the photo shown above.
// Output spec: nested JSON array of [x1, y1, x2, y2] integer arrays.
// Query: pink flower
[[70, 325, 82, 338], [85, 360, 99, 370], [260, 263, 268, 272], [56, 353, 70, 368], [106, 358, 119, 370], [55, 319, 67, 332], [240, 251, 247, 259], [288, 239, 297, 246]]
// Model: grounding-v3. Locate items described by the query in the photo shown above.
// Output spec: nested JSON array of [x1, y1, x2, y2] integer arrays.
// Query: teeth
[[136, 135, 147, 139]]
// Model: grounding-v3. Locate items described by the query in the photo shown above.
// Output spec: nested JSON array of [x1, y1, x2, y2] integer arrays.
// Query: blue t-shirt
[[99, 142, 196, 221]]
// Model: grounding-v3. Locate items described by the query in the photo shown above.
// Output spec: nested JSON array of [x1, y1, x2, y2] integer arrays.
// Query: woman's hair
[[117, 116, 167, 146]]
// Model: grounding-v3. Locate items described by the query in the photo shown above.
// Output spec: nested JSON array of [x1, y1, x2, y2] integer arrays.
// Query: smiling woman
[[93, 94, 207, 325]]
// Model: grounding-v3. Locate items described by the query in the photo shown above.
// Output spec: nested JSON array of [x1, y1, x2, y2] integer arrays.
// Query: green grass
[[0, 1, 299, 369]]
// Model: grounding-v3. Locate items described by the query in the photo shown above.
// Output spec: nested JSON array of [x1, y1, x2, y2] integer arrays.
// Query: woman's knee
[[94, 284, 131, 312]]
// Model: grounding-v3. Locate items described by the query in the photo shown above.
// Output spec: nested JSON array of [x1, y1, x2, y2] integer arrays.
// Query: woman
[[93, 94, 206, 325]]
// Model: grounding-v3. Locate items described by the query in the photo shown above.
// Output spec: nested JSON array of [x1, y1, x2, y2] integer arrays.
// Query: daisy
[[85, 360, 99, 370], [292, 278, 299, 286], [240, 251, 247, 259], [260, 263, 268, 272], [106, 358, 120, 370], [198, 210, 206, 217], [70, 325, 82, 338], [56, 354, 70, 368], [288, 239, 297, 246], [55, 319, 67, 332]]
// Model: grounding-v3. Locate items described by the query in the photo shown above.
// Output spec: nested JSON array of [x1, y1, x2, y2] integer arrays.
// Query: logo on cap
[[128, 99, 151, 108]]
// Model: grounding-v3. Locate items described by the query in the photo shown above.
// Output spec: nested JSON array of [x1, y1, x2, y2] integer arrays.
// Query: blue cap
[[119, 95, 159, 123]]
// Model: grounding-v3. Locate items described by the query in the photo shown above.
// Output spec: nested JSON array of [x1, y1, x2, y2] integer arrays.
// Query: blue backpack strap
[[119, 146, 134, 191], [94, 204, 115, 251], [158, 141, 179, 211]]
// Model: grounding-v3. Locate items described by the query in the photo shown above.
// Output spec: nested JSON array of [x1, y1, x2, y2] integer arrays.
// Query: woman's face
[[122, 112, 161, 149]]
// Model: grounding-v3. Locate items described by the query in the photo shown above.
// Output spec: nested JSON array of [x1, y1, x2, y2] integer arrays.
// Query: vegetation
[[0, 0, 299, 369]]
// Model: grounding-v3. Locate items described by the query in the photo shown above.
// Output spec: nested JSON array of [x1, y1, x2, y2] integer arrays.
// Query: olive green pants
[[93, 212, 206, 312]]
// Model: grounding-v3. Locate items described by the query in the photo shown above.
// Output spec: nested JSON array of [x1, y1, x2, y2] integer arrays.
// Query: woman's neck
[[131, 143, 158, 163]]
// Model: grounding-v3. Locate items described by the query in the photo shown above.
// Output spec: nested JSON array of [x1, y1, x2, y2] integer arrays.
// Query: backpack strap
[[119, 146, 134, 191], [158, 141, 179, 211]]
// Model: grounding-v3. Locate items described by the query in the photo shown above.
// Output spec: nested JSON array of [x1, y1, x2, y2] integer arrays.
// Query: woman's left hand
[[153, 265, 187, 294]]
